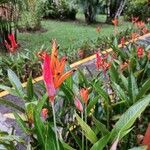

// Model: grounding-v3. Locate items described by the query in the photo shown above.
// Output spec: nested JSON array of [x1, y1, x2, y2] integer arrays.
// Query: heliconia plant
[[0, 37, 150, 149]]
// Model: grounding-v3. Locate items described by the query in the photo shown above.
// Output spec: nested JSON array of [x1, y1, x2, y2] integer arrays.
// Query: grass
[[18, 14, 132, 53]]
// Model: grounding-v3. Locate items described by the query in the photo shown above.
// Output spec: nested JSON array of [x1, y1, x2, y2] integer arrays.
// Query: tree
[[106, 0, 127, 23], [79, 0, 100, 24]]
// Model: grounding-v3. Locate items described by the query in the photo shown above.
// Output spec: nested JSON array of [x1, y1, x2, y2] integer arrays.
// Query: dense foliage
[[124, 0, 150, 22], [43, 0, 78, 20], [0, 37, 150, 149]]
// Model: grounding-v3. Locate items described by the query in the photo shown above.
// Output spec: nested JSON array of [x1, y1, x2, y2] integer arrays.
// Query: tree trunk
[[106, 0, 127, 24], [84, 5, 96, 24], [115, 0, 127, 18]]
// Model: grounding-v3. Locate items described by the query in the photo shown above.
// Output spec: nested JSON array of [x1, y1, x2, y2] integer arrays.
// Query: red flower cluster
[[137, 47, 144, 58], [96, 52, 111, 74], [120, 36, 125, 47], [5, 33, 19, 52]]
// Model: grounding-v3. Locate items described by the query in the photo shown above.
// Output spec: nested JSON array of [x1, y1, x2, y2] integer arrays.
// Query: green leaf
[[0, 135, 24, 143], [128, 146, 147, 150], [26, 75, 34, 101], [70, 130, 82, 150], [136, 78, 150, 100], [112, 82, 127, 102], [34, 94, 48, 147], [110, 94, 150, 141], [44, 123, 57, 150], [120, 74, 128, 90], [90, 134, 110, 150], [7, 69, 24, 98], [61, 141, 76, 150], [93, 82, 110, 104], [25, 102, 37, 124], [78, 69, 89, 87], [92, 116, 109, 136], [128, 72, 139, 103], [109, 63, 118, 83], [76, 113, 98, 144], [87, 96, 99, 114], [0, 98, 25, 113], [13, 112, 30, 134]]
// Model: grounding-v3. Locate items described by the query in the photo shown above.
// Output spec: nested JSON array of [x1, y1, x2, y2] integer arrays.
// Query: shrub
[[18, 0, 44, 32], [124, 0, 150, 22], [43, 0, 78, 20]]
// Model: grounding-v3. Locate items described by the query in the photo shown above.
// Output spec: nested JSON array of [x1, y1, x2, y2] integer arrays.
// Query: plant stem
[[81, 111, 84, 150], [52, 102, 60, 150], [85, 106, 88, 150]]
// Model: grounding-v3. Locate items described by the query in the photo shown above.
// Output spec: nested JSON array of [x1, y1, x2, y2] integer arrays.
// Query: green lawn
[[18, 14, 132, 53]]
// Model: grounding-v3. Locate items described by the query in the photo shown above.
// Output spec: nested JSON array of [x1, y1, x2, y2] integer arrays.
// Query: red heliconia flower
[[121, 37, 125, 47], [43, 40, 76, 103], [137, 47, 144, 58], [142, 124, 150, 150], [80, 88, 89, 105], [5, 33, 19, 52], [43, 53, 56, 103], [96, 52, 104, 70], [74, 98, 83, 112], [96, 52, 111, 74], [41, 108, 48, 120]]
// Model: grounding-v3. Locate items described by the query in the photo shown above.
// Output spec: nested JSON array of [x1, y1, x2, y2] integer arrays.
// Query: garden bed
[[0, 33, 150, 149]]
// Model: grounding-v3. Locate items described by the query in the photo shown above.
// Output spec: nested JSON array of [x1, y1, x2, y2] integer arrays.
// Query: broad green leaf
[[92, 116, 109, 136], [110, 94, 150, 141], [61, 141, 76, 150], [90, 134, 110, 150], [7, 69, 24, 98], [26, 75, 34, 101], [13, 112, 30, 134], [70, 130, 82, 150], [0, 85, 17, 97], [44, 123, 57, 150], [87, 96, 99, 114], [128, 72, 138, 103], [109, 63, 118, 83], [93, 83, 110, 104], [120, 74, 128, 90], [76, 113, 98, 144], [129, 146, 147, 150], [112, 82, 127, 102], [78, 69, 89, 87], [25, 102, 36, 124], [0, 135, 24, 143], [0, 98, 25, 113], [136, 78, 150, 100], [65, 76, 73, 90], [34, 94, 48, 147]]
